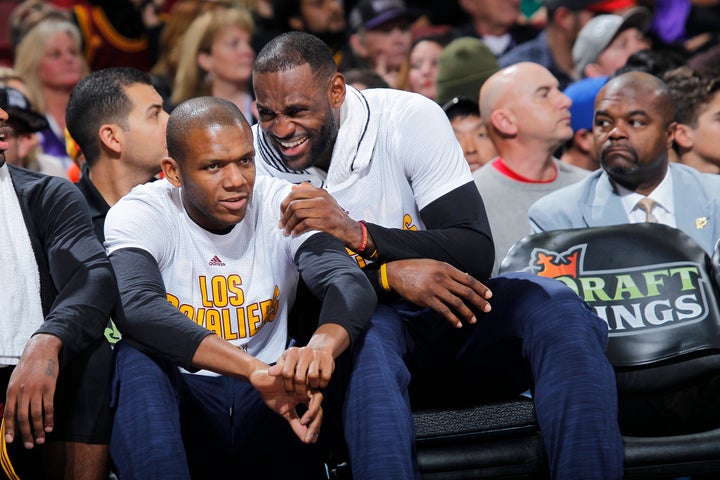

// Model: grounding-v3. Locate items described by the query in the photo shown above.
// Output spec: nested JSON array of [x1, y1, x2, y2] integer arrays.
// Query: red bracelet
[[357, 221, 368, 254]]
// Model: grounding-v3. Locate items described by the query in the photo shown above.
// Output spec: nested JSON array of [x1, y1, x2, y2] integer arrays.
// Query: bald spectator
[[499, 0, 636, 89], [475, 61, 589, 272], [664, 66, 720, 175], [572, 7, 651, 79], [530, 71, 720, 254], [561, 76, 607, 170]]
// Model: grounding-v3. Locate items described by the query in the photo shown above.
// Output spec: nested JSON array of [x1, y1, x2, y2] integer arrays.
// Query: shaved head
[[597, 71, 675, 127], [479, 62, 550, 121]]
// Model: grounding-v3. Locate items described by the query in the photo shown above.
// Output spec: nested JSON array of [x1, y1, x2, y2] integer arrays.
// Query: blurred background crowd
[[0, 0, 718, 181]]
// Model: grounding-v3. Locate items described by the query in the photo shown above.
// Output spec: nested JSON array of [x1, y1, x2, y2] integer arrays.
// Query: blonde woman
[[14, 19, 89, 169], [171, 7, 255, 122]]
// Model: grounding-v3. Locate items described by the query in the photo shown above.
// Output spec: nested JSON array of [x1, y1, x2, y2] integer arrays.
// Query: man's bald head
[[479, 62, 572, 149], [597, 71, 675, 128], [480, 62, 538, 121], [167, 96, 251, 164]]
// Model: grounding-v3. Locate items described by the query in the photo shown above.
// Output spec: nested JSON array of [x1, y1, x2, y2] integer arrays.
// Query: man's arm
[[279, 182, 494, 327], [30, 177, 117, 359], [272, 232, 376, 392]]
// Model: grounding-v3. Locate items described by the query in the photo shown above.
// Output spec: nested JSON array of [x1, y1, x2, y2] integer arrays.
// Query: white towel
[[0, 164, 44, 365]]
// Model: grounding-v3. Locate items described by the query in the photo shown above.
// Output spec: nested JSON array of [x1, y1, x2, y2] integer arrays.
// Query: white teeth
[[280, 137, 307, 149]]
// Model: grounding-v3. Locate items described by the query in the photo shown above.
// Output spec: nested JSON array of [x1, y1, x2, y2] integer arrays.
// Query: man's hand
[[249, 368, 324, 444], [385, 259, 493, 328], [280, 183, 366, 250], [270, 344, 336, 393], [3, 334, 61, 449]]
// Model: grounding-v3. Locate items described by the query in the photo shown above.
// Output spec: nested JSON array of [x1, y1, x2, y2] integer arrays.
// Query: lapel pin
[[696, 217, 708, 229]]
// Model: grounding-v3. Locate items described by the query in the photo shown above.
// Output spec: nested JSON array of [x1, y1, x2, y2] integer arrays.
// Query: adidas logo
[[209, 255, 226, 266]]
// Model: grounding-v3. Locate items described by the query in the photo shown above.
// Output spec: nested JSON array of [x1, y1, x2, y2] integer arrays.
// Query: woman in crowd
[[171, 6, 256, 122], [14, 19, 89, 170], [396, 34, 450, 102]]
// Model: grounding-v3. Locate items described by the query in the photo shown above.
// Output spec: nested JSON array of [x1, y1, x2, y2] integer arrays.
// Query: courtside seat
[[413, 224, 720, 479]]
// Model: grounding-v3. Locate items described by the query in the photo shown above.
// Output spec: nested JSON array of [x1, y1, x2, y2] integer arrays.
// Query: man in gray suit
[[529, 70, 720, 254]]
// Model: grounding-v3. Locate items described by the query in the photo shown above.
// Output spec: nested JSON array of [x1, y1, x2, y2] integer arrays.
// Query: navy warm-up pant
[[342, 271, 624, 480], [108, 342, 326, 480]]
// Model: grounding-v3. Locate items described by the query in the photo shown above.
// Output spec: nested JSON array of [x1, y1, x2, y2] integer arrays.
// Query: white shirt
[[105, 175, 314, 374], [618, 167, 676, 227]]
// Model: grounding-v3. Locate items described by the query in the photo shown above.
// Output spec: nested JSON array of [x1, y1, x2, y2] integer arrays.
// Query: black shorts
[[1, 337, 114, 444]]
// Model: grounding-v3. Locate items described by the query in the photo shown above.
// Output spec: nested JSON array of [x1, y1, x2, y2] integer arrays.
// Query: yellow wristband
[[379, 263, 391, 292]]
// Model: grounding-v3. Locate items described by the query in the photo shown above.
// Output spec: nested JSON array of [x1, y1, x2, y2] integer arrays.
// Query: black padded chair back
[[499, 223, 720, 393]]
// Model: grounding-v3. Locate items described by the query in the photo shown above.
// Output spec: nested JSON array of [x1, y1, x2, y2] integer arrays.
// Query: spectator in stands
[[614, 47, 687, 77], [499, 0, 632, 90], [0, 86, 67, 178], [343, 68, 390, 89], [664, 66, 720, 175], [171, 6, 256, 122], [529, 70, 720, 253], [344, 0, 422, 88], [14, 19, 88, 170], [396, 34, 451, 101], [7, 0, 69, 61], [442, 95, 497, 171], [435, 36, 499, 106], [561, 76, 607, 170], [252, 31, 623, 480], [150, 0, 225, 111], [270, 0, 353, 67], [475, 61, 589, 273], [572, 7, 651, 79], [450, 0, 541, 57], [67, 0, 164, 72]]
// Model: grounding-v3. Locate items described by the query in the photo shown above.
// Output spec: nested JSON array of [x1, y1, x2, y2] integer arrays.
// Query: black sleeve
[[294, 232, 376, 346], [364, 181, 495, 282], [109, 247, 212, 369], [30, 176, 116, 363]]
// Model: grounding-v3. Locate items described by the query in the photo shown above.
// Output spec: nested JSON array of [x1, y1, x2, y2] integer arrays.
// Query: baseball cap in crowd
[[435, 37, 499, 106], [348, 0, 422, 33], [572, 7, 651, 78], [543, 0, 635, 13], [441, 95, 480, 120], [0, 86, 49, 134], [563, 76, 608, 132]]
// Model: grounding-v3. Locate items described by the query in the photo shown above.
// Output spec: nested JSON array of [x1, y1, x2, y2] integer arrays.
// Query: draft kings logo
[[528, 244, 711, 336]]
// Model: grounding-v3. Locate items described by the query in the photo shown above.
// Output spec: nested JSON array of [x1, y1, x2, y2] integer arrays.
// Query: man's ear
[[162, 157, 182, 187], [673, 123, 693, 149], [329, 72, 346, 108], [99, 124, 122, 155], [574, 129, 594, 153], [584, 63, 602, 79], [491, 109, 517, 137]]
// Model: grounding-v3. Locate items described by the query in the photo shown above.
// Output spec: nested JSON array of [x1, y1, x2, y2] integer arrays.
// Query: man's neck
[[497, 141, 559, 181], [88, 160, 157, 207]]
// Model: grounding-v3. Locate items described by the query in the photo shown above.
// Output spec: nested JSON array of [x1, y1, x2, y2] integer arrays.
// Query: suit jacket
[[528, 163, 720, 255]]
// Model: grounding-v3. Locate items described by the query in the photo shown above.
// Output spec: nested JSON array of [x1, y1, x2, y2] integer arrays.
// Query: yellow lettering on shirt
[[167, 276, 281, 341]]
